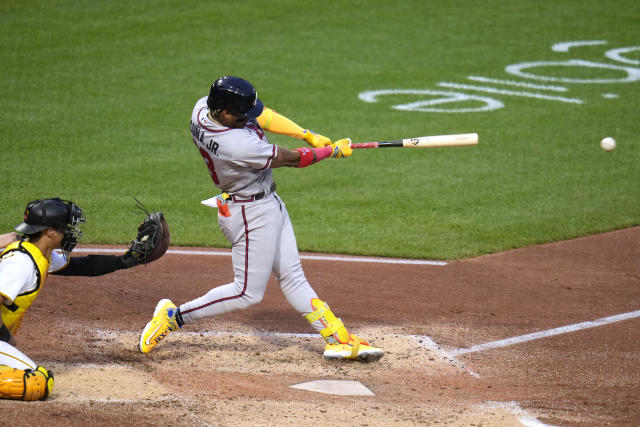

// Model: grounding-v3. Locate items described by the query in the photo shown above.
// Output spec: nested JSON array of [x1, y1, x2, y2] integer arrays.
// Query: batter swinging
[[139, 76, 383, 361]]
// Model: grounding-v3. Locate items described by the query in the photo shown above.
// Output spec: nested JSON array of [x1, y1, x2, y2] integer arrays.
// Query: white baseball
[[600, 137, 616, 152]]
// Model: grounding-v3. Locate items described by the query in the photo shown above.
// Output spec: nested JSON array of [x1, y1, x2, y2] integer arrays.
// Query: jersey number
[[198, 148, 219, 185]]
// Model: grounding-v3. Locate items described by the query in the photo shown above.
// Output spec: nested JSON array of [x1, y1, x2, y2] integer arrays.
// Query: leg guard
[[304, 299, 384, 361], [0, 365, 54, 401], [304, 298, 351, 344]]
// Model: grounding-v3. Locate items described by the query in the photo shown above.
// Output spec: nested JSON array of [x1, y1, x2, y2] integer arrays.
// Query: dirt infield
[[2, 227, 639, 426]]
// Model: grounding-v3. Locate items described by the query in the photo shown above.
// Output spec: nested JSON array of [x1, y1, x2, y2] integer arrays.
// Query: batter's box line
[[89, 328, 318, 341], [408, 336, 558, 427], [485, 401, 559, 427], [409, 334, 480, 378], [450, 309, 640, 356], [56, 395, 179, 405]]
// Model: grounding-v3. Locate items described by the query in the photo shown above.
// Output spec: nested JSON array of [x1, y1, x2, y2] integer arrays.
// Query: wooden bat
[[351, 132, 478, 149]]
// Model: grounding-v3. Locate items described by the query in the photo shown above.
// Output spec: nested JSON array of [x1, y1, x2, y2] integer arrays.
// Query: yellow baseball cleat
[[139, 299, 180, 354], [323, 334, 384, 362]]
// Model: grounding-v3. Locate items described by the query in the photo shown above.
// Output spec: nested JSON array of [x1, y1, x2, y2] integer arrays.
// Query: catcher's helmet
[[207, 76, 264, 118], [15, 198, 86, 253]]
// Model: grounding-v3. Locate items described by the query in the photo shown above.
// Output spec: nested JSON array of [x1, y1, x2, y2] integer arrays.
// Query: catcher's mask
[[207, 76, 264, 118], [15, 198, 86, 255]]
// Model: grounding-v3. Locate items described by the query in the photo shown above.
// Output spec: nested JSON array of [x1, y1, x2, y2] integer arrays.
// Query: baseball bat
[[351, 132, 478, 149]]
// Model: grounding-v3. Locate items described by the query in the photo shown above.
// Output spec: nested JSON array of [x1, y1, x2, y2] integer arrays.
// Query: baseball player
[[140, 76, 383, 361], [0, 198, 168, 400]]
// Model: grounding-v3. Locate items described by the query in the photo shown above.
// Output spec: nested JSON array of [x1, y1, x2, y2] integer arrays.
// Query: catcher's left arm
[[53, 206, 170, 276]]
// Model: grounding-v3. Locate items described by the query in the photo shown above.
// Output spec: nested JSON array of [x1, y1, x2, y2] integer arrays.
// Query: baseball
[[600, 137, 616, 151]]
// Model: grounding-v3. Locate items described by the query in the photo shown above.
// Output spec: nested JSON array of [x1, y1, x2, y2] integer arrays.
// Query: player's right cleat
[[139, 299, 180, 354], [323, 334, 384, 362]]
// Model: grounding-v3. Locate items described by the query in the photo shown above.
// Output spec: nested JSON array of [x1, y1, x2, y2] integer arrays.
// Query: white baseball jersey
[[0, 249, 67, 302], [0, 247, 67, 370], [190, 97, 276, 196]]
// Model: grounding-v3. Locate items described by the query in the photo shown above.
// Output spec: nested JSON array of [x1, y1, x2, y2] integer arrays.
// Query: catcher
[[0, 197, 169, 401]]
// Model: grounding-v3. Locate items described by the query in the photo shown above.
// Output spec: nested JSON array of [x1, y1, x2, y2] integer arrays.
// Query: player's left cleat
[[304, 298, 384, 362], [139, 299, 180, 354], [323, 334, 384, 362]]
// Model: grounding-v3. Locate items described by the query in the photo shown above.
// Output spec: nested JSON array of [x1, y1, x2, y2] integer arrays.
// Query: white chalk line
[[410, 334, 480, 378], [57, 395, 177, 404], [467, 76, 568, 92], [452, 309, 640, 356], [73, 246, 448, 266], [487, 402, 559, 427], [438, 82, 583, 104], [551, 40, 607, 52]]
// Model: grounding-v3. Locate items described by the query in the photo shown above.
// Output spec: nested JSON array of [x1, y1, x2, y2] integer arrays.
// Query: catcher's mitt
[[122, 201, 170, 268]]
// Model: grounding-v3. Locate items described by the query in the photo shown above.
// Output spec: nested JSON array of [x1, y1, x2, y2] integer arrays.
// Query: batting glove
[[303, 129, 332, 148], [329, 138, 352, 158]]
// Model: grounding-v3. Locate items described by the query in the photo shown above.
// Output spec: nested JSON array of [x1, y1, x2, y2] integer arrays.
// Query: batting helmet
[[207, 76, 264, 118], [15, 198, 86, 253]]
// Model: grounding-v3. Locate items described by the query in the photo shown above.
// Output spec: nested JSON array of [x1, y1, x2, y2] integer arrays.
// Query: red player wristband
[[295, 146, 332, 168]]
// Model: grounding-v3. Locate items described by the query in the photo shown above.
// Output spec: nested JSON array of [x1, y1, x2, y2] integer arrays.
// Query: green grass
[[1, 0, 639, 259]]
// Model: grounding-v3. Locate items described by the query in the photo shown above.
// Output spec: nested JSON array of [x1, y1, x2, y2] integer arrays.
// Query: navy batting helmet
[[207, 76, 264, 118], [15, 198, 86, 253]]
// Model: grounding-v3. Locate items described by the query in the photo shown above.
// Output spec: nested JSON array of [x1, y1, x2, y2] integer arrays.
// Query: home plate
[[290, 380, 375, 396]]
